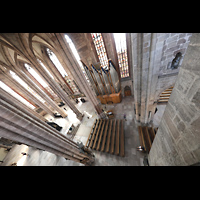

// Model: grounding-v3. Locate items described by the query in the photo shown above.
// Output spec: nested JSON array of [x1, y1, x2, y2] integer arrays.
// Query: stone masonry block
[[186, 78, 200, 101], [191, 88, 200, 110], [165, 45, 180, 54], [176, 70, 195, 94], [163, 109, 180, 141], [177, 38, 186, 45], [177, 121, 186, 132], [167, 41, 177, 49], [178, 33, 187, 39], [192, 148, 200, 161], [182, 152, 198, 166], [191, 116, 200, 136], [166, 35, 178, 43]]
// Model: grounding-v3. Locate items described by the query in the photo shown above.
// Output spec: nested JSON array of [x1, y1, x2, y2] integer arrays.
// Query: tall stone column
[[54, 33, 106, 118], [32, 50, 84, 121], [16, 67, 67, 118], [0, 42, 67, 118], [0, 67, 55, 117], [0, 87, 46, 122], [148, 33, 200, 166], [130, 33, 166, 125], [0, 91, 95, 165]]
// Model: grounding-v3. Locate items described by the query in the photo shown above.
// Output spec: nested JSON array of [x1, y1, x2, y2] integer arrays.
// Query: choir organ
[[82, 59, 122, 104]]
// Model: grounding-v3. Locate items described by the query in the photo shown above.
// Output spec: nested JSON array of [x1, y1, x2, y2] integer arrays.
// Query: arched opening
[[46, 47, 79, 94], [64, 34, 91, 85], [124, 85, 131, 97]]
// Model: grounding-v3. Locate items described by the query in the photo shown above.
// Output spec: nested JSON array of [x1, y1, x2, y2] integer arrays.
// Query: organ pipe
[[83, 60, 120, 96]]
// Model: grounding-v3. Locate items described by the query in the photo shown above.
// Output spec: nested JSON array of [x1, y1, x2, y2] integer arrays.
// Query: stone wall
[[148, 33, 200, 166], [154, 33, 192, 100]]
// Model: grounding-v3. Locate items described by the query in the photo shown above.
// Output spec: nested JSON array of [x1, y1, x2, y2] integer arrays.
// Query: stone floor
[[0, 96, 145, 166]]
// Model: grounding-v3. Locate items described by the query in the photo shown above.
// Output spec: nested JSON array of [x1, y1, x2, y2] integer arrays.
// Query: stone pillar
[[0, 67, 55, 117], [17, 67, 67, 118], [102, 33, 121, 80], [0, 87, 46, 122], [29, 48, 84, 121], [148, 33, 200, 166], [130, 33, 167, 125], [0, 92, 95, 165], [54, 33, 106, 118], [0, 41, 67, 118]]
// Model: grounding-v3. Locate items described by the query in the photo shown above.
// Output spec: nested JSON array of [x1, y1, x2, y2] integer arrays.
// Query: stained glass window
[[46, 48, 79, 94], [0, 80, 36, 110], [91, 33, 108, 70], [113, 33, 129, 78]]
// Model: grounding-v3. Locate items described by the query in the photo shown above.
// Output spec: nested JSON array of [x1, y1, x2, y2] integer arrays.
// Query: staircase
[[158, 86, 173, 104], [85, 119, 125, 157], [137, 126, 158, 153]]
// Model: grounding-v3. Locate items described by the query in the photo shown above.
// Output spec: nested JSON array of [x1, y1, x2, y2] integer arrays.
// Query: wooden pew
[[96, 120, 106, 151], [148, 127, 156, 143], [105, 120, 113, 153], [114, 119, 120, 155], [138, 126, 146, 152], [110, 119, 116, 154], [142, 127, 152, 153], [92, 120, 103, 149], [89, 119, 100, 148], [101, 120, 109, 152], [85, 119, 97, 148], [120, 120, 125, 157]]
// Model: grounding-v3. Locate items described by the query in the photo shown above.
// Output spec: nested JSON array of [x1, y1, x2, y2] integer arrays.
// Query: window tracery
[[91, 33, 109, 70], [46, 48, 79, 94], [36, 59, 58, 99], [113, 33, 129, 78], [65, 34, 91, 85]]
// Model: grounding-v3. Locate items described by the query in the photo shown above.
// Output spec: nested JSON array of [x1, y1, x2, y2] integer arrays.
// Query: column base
[[77, 113, 84, 121]]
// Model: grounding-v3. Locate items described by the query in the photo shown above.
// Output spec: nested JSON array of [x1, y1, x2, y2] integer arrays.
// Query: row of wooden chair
[[85, 119, 124, 157]]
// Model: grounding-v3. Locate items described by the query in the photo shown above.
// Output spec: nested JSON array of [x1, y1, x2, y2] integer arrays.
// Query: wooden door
[[124, 86, 131, 96]]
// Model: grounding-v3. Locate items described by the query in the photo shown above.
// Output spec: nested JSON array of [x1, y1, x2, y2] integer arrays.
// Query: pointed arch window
[[36, 59, 58, 99], [24, 63, 58, 99], [113, 33, 129, 78], [91, 33, 109, 70], [46, 48, 79, 94], [9, 70, 46, 104], [0, 80, 35, 109], [65, 34, 90, 85]]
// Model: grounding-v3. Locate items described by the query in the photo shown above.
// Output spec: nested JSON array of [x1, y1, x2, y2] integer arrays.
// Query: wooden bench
[[101, 120, 109, 152], [110, 119, 116, 154], [85, 119, 97, 148], [96, 120, 106, 151], [88, 119, 100, 148], [105, 120, 113, 153], [92, 120, 103, 149], [114, 119, 120, 155], [120, 120, 125, 157], [138, 126, 146, 152], [148, 127, 156, 143], [142, 127, 152, 153]]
